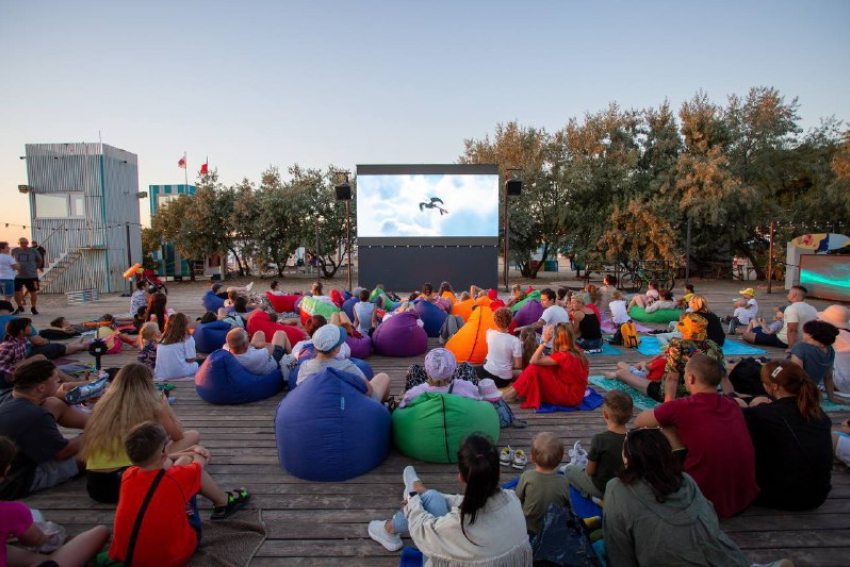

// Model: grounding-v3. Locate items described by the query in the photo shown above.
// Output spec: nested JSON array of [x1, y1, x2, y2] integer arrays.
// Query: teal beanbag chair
[[629, 306, 684, 323], [392, 393, 500, 463], [510, 290, 541, 313]]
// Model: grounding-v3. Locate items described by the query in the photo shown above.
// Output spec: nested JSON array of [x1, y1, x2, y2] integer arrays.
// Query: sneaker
[[568, 441, 588, 468], [245, 282, 254, 293], [584, 348, 603, 354], [512, 449, 528, 469], [210, 488, 250, 520], [500, 446, 514, 467], [13, 306, 24, 314], [30, 307, 39, 315], [403, 465, 420, 500], [368, 520, 402, 552], [64, 376, 109, 404]]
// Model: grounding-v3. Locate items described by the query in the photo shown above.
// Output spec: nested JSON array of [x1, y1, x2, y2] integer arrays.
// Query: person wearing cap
[[607, 313, 725, 403], [818, 305, 850, 394], [11, 238, 42, 316], [297, 324, 391, 401], [398, 349, 480, 409], [723, 288, 759, 335]]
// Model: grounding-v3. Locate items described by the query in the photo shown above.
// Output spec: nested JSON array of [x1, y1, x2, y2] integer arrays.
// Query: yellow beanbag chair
[[446, 306, 496, 364]]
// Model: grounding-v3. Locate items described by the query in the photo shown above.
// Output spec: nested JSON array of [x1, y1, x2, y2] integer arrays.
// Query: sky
[[1, 0, 849, 246]]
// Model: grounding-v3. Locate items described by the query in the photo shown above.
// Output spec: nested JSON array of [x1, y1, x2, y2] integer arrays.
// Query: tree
[[253, 167, 304, 276], [229, 178, 260, 276], [599, 199, 681, 268], [140, 227, 161, 271]]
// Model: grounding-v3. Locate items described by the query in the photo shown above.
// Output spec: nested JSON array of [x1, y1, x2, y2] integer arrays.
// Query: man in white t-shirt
[[224, 327, 293, 377], [0, 242, 19, 300], [514, 288, 570, 350], [744, 285, 816, 349]]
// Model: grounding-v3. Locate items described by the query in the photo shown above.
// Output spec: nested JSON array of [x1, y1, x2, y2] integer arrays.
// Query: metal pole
[[503, 190, 509, 291], [685, 215, 692, 285], [126, 223, 133, 294], [767, 220, 775, 294], [345, 200, 351, 290]]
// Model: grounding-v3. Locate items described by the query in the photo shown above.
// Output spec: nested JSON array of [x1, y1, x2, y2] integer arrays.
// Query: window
[[70, 194, 85, 217], [35, 193, 85, 219]]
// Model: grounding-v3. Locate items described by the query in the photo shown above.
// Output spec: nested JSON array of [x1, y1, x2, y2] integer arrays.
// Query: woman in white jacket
[[368, 435, 532, 566]]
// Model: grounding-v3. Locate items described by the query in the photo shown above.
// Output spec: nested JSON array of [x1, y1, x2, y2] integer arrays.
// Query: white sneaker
[[512, 449, 528, 469], [403, 466, 420, 500], [245, 282, 254, 293], [568, 441, 588, 468], [500, 446, 514, 467], [368, 520, 402, 551]]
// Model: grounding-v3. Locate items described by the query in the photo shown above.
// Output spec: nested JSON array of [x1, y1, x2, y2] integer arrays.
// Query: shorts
[[628, 366, 648, 379], [751, 327, 788, 349], [835, 433, 850, 467], [86, 467, 128, 504], [475, 365, 513, 389], [646, 381, 664, 403], [272, 345, 286, 362], [1, 279, 13, 296], [14, 277, 39, 292], [29, 457, 79, 494]]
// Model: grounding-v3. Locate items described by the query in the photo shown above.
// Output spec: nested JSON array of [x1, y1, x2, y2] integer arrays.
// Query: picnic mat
[[535, 387, 605, 413], [635, 336, 767, 357], [584, 342, 622, 356], [187, 509, 267, 567], [601, 320, 652, 334], [569, 486, 603, 521]]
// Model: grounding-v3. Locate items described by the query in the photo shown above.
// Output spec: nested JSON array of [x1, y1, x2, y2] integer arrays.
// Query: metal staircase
[[39, 249, 82, 293]]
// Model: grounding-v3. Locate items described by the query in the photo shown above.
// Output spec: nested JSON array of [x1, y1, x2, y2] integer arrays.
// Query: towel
[[535, 388, 605, 413]]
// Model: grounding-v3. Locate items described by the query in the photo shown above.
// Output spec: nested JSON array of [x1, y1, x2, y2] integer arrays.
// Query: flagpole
[[184, 151, 189, 189]]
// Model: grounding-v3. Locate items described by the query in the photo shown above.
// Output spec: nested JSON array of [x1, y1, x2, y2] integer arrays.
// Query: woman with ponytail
[[502, 323, 589, 409], [743, 360, 833, 510], [367, 435, 532, 565]]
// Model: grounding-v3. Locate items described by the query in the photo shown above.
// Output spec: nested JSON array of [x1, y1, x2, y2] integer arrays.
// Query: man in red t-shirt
[[109, 422, 250, 566], [634, 354, 759, 518]]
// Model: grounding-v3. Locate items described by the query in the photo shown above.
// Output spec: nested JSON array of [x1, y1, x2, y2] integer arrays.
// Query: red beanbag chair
[[265, 292, 301, 314], [246, 310, 308, 346], [446, 306, 497, 364], [330, 289, 345, 308], [372, 312, 428, 357]]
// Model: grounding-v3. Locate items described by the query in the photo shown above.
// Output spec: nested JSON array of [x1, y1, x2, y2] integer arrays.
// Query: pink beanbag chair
[[246, 310, 308, 346], [372, 312, 428, 357], [265, 292, 301, 314], [345, 334, 372, 359]]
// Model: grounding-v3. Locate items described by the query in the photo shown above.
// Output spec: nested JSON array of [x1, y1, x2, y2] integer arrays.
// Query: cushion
[[510, 290, 542, 313], [446, 306, 496, 364], [265, 293, 301, 314], [345, 333, 372, 359], [414, 300, 448, 338], [372, 312, 428, 357], [275, 367, 391, 481], [629, 306, 685, 323], [392, 393, 500, 463], [299, 295, 341, 326], [246, 310, 308, 346], [195, 349, 283, 405], [193, 320, 232, 353], [513, 299, 544, 327], [202, 290, 225, 313]]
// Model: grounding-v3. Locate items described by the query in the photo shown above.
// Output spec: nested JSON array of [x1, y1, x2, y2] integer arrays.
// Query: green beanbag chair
[[370, 288, 400, 311], [392, 393, 500, 463], [510, 290, 541, 313], [629, 306, 684, 323], [299, 295, 340, 326]]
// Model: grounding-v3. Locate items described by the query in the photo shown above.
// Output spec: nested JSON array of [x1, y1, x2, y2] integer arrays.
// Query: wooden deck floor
[[18, 278, 850, 566]]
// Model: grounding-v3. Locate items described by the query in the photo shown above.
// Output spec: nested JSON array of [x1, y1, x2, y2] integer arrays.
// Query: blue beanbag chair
[[193, 320, 232, 353], [288, 344, 374, 391], [414, 300, 448, 338], [202, 290, 225, 313], [372, 312, 428, 357], [275, 367, 391, 481], [194, 349, 283, 405], [342, 297, 359, 321]]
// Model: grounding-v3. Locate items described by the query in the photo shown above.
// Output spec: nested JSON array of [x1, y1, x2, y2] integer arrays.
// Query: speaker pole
[[334, 171, 353, 291], [504, 169, 523, 292], [346, 199, 351, 291]]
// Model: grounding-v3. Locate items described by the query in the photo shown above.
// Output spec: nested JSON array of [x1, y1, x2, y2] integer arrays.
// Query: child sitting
[[107, 421, 249, 565], [676, 283, 696, 310], [723, 288, 759, 335], [137, 322, 159, 370], [352, 289, 377, 335], [564, 390, 632, 500], [96, 314, 137, 353], [129, 280, 149, 316], [515, 432, 572, 536], [132, 306, 147, 333], [400, 348, 480, 408], [609, 290, 630, 325], [519, 327, 538, 369]]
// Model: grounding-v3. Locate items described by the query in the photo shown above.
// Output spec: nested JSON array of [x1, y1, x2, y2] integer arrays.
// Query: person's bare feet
[[603, 371, 617, 379], [502, 388, 518, 403]]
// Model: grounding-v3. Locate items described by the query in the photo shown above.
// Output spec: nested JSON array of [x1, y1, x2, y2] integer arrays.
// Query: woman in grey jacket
[[603, 428, 748, 567]]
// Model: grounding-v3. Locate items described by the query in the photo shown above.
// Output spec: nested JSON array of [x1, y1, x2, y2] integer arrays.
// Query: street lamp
[[504, 169, 523, 291], [334, 172, 352, 291]]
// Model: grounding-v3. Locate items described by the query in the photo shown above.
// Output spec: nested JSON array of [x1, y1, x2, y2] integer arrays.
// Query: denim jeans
[[391, 489, 450, 534]]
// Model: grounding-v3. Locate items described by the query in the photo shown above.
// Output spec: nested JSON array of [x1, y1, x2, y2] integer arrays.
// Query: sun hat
[[676, 313, 708, 341], [478, 379, 502, 402], [313, 324, 347, 354], [424, 348, 457, 383], [738, 288, 756, 297], [818, 305, 849, 330]]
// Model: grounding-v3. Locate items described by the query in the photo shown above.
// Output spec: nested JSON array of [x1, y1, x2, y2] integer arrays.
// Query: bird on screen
[[419, 197, 448, 216]]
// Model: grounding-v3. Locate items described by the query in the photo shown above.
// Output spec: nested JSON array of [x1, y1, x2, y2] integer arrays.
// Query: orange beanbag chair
[[451, 299, 475, 322], [446, 306, 497, 364], [440, 291, 458, 307]]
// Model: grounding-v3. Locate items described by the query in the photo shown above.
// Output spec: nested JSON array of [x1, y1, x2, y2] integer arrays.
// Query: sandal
[[211, 488, 250, 520]]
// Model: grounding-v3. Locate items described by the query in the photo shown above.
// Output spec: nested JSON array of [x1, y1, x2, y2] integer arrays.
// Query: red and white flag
[[200, 161, 209, 175], [178, 155, 186, 169]]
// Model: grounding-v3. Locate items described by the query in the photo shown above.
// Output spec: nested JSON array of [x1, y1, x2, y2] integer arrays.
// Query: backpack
[[620, 321, 640, 348], [532, 502, 602, 566], [728, 357, 767, 397]]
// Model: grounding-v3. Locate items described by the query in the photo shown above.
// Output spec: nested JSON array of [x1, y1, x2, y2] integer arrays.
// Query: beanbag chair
[[372, 312, 428, 357], [195, 349, 283, 405], [440, 291, 457, 307], [202, 290, 225, 313], [246, 310, 308, 346], [265, 292, 301, 314], [342, 297, 359, 321], [514, 299, 544, 327], [275, 367, 391, 481], [629, 306, 684, 323], [299, 295, 341, 326], [451, 299, 476, 322], [345, 333, 372, 359], [446, 306, 497, 364], [330, 289, 345, 308], [392, 393, 500, 463], [510, 290, 541, 313], [288, 344, 374, 391], [370, 288, 400, 311], [193, 320, 232, 353], [414, 300, 448, 338], [475, 296, 493, 309]]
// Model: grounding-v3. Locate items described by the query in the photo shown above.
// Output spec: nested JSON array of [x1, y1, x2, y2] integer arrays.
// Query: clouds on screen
[[357, 174, 498, 237]]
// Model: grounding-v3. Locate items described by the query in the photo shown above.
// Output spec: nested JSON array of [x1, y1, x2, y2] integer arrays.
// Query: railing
[[38, 221, 69, 267]]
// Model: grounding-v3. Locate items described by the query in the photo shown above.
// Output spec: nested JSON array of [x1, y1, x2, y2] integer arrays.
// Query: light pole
[[503, 169, 523, 291], [334, 172, 353, 291]]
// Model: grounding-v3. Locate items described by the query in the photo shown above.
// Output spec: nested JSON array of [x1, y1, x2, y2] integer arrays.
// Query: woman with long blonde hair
[[83, 363, 200, 503], [503, 323, 589, 409], [154, 312, 199, 380]]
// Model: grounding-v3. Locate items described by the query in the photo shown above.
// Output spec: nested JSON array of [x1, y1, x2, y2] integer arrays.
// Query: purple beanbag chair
[[372, 312, 428, 357], [514, 299, 544, 327], [345, 333, 372, 359], [414, 300, 448, 338]]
